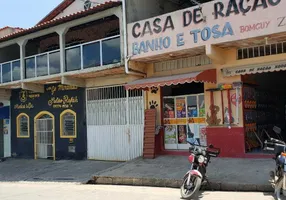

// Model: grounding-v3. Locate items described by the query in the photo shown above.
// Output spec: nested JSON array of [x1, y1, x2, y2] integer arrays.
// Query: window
[[60, 109, 76, 138], [16, 113, 29, 138]]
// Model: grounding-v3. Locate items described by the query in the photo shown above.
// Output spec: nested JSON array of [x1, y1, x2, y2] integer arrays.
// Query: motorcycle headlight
[[198, 155, 205, 163]]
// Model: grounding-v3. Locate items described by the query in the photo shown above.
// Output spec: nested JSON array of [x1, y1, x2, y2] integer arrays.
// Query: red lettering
[[240, 21, 271, 33]]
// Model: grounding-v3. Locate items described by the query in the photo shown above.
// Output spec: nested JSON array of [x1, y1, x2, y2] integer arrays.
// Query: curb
[[89, 176, 273, 192]]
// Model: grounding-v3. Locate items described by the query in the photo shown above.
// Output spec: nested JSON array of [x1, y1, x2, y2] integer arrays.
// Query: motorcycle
[[180, 142, 220, 199], [264, 137, 286, 200]]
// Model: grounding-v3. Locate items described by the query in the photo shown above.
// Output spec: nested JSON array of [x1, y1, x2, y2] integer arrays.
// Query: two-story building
[[0, 0, 148, 161], [125, 0, 286, 158]]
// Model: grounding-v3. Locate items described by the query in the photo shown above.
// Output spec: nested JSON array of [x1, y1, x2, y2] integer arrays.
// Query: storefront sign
[[163, 117, 205, 124], [48, 95, 79, 108], [46, 84, 78, 95], [14, 103, 34, 110], [128, 0, 284, 60], [222, 61, 286, 77]]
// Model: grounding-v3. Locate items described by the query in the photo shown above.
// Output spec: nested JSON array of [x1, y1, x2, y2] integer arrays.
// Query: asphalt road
[[0, 182, 282, 200]]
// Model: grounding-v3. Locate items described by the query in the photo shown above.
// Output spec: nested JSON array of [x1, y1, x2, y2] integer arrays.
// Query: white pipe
[[121, 0, 145, 77]]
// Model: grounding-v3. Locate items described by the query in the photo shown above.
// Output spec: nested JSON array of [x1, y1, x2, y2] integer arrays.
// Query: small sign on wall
[[3, 119, 9, 135], [68, 145, 76, 153]]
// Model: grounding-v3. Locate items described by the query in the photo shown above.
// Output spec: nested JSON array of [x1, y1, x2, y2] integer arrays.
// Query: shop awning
[[222, 61, 286, 77], [0, 106, 9, 119], [125, 69, 216, 90]]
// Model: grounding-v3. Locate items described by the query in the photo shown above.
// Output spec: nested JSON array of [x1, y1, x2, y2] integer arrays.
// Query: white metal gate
[[86, 86, 144, 161], [35, 117, 54, 159]]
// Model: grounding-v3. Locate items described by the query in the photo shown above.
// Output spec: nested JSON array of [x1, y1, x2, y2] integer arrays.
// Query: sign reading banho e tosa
[[128, 0, 285, 60]]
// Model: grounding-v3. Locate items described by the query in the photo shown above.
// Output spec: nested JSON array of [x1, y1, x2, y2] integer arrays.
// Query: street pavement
[[93, 155, 274, 191], [0, 158, 120, 183], [0, 182, 282, 200]]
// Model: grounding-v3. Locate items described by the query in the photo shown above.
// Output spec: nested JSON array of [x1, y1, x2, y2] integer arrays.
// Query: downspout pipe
[[122, 0, 145, 77]]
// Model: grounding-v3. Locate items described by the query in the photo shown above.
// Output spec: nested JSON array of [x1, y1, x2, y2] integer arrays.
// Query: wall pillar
[[57, 28, 69, 75], [17, 40, 28, 80]]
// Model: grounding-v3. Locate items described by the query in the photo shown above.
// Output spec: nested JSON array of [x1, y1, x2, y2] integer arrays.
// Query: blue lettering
[[190, 22, 234, 43], [163, 37, 171, 48], [201, 27, 211, 41], [190, 29, 201, 43], [159, 38, 163, 50], [132, 37, 171, 55], [222, 22, 234, 37], [146, 40, 155, 52], [176, 33, 185, 46], [212, 24, 221, 39], [132, 42, 139, 55], [139, 41, 146, 54]]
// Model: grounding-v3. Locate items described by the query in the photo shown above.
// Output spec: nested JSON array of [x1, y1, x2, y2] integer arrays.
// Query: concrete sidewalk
[[0, 158, 120, 183], [91, 155, 274, 192]]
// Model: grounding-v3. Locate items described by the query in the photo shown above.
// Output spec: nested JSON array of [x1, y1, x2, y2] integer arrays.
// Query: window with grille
[[237, 42, 286, 60], [17, 113, 29, 138], [60, 109, 76, 138]]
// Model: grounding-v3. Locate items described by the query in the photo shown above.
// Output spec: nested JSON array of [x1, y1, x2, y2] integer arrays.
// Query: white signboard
[[128, 0, 286, 60], [222, 61, 286, 76]]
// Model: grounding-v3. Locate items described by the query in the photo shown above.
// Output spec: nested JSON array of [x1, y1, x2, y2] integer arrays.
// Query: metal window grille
[[154, 55, 212, 72], [237, 42, 286, 60], [19, 115, 28, 136], [86, 86, 144, 126], [62, 112, 75, 136]]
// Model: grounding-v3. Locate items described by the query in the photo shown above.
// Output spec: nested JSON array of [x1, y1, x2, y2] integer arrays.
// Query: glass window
[[36, 54, 48, 76], [17, 113, 29, 138], [83, 42, 100, 68], [198, 95, 205, 117], [102, 37, 121, 65], [49, 51, 61, 75], [12, 60, 20, 81], [25, 57, 35, 79], [187, 96, 198, 117], [60, 110, 76, 138], [65, 47, 81, 71], [163, 98, 175, 119], [2, 63, 11, 83], [176, 97, 186, 118]]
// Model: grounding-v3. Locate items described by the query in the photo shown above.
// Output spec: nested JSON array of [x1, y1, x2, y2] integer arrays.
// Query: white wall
[[55, 0, 116, 19], [53, 0, 165, 24]]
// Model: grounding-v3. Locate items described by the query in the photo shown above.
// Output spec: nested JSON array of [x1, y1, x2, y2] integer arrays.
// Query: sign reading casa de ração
[[128, 0, 284, 59]]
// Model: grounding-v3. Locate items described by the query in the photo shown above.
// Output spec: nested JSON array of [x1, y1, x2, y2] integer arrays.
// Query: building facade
[[0, 0, 146, 161], [126, 0, 286, 158]]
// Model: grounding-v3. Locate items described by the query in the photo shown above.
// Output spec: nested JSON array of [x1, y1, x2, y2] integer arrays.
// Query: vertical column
[[57, 27, 69, 75], [114, 9, 124, 63], [17, 40, 28, 81]]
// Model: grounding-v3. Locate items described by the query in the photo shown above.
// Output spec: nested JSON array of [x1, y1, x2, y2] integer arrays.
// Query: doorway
[[34, 111, 55, 160], [162, 83, 206, 150]]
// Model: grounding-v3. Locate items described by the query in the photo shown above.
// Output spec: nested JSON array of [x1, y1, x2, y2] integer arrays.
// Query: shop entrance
[[34, 112, 55, 160], [162, 83, 207, 150], [243, 71, 286, 154]]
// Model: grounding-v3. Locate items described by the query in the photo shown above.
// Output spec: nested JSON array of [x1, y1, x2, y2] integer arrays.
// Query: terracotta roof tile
[[0, 1, 121, 43], [37, 0, 76, 25]]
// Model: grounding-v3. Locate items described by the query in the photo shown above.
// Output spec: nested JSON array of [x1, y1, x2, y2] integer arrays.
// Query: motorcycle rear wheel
[[180, 174, 202, 199]]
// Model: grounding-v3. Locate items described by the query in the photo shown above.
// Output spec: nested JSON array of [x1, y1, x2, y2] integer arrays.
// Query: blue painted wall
[[10, 84, 87, 160]]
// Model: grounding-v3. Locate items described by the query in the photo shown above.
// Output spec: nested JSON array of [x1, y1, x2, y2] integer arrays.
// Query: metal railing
[[0, 59, 21, 84], [0, 35, 121, 83]]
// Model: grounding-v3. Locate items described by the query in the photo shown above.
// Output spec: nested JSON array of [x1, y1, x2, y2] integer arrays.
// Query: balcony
[[0, 35, 121, 84]]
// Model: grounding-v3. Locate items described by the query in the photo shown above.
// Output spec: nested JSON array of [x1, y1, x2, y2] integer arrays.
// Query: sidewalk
[[91, 155, 274, 192], [0, 158, 120, 183]]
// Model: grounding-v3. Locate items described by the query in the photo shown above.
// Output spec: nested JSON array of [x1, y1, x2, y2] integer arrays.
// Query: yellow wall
[[141, 46, 286, 127]]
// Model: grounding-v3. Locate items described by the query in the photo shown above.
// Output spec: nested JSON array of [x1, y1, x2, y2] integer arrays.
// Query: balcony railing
[[0, 59, 21, 83], [0, 35, 121, 83]]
